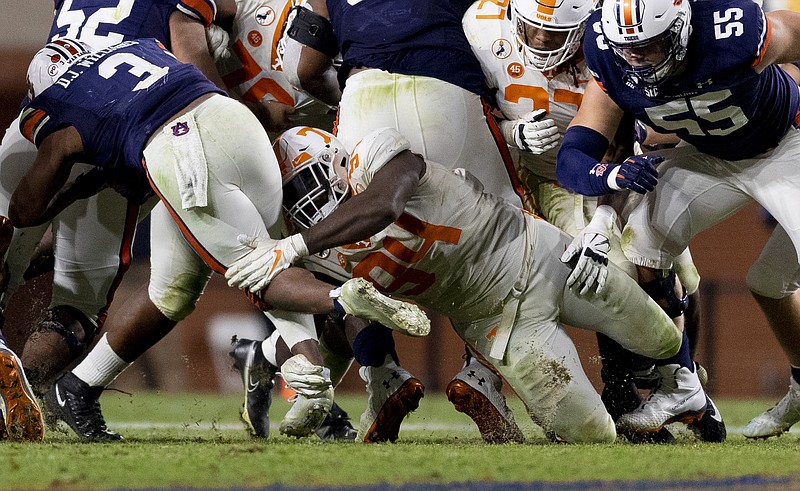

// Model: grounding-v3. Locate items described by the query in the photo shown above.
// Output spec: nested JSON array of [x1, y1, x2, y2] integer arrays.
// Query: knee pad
[[148, 275, 208, 322], [746, 260, 800, 299], [640, 269, 688, 319], [39, 305, 99, 358]]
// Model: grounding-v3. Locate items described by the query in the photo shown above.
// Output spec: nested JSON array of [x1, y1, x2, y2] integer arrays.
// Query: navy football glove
[[608, 155, 661, 194]]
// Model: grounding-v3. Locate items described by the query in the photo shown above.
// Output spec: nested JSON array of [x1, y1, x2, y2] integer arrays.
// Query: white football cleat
[[617, 364, 706, 434], [446, 350, 523, 444], [278, 354, 334, 438], [744, 377, 800, 440], [335, 278, 430, 337], [357, 356, 424, 443]]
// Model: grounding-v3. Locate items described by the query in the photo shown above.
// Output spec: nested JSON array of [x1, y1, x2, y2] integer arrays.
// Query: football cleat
[[617, 364, 706, 434], [688, 395, 726, 442], [0, 341, 44, 441], [315, 401, 358, 441], [744, 377, 800, 440], [446, 350, 523, 444], [358, 356, 424, 443], [335, 278, 430, 337], [279, 388, 334, 438], [49, 372, 121, 441], [230, 338, 276, 438]]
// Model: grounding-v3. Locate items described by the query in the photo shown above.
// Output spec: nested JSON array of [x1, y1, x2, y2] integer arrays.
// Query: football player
[[226, 125, 692, 443], [556, 0, 800, 438], [13, 38, 430, 439], [463, 0, 724, 442]]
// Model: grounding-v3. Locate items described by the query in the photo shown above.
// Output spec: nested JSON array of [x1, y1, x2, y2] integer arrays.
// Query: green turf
[[2, 392, 800, 490]]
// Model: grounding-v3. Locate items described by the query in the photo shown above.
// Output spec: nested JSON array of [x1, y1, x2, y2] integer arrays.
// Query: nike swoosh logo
[[247, 378, 259, 393], [267, 249, 283, 278], [55, 385, 67, 407]]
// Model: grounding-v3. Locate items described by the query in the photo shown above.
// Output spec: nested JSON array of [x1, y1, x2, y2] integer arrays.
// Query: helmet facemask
[[275, 128, 349, 230], [510, 0, 595, 72]]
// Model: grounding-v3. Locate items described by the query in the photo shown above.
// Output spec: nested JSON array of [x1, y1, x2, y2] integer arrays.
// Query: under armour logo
[[171, 121, 190, 137]]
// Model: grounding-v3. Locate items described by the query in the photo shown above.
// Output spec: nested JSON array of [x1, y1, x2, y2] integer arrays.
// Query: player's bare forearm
[[170, 12, 229, 91], [759, 11, 800, 69], [301, 150, 424, 254]]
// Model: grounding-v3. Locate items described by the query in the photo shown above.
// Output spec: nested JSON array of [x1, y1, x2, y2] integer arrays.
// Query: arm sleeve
[[556, 125, 613, 196]]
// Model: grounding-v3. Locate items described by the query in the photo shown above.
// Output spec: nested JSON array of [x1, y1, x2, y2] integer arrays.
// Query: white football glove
[[280, 354, 333, 397], [500, 109, 561, 154], [205, 24, 231, 62], [560, 205, 616, 295], [224, 233, 309, 292]]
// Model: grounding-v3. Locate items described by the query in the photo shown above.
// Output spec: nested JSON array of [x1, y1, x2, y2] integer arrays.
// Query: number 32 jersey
[[584, 0, 800, 161], [333, 128, 528, 324], [463, 0, 591, 180]]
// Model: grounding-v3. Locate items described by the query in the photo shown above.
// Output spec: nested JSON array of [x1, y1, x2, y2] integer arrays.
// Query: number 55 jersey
[[584, 0, 800, 161]]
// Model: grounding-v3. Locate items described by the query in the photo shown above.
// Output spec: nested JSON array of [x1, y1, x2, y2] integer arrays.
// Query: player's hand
[[500, 109, 561, 154], [560, 205, 615, 295], [205, 24, 231, 62], [609, 155, 661, 194], [280, 354, 333, 397], [225, 233, 309, 292]]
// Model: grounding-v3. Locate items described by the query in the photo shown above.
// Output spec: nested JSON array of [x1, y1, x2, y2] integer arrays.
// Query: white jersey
[[215, 0, 331, 118], [333, 129, 527, 324], [463, 0, 592, 181]]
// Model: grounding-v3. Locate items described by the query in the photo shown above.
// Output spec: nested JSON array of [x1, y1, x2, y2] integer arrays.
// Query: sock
[[791, 366, 800, 385], [261, 331, 280, 367], [656, 331, 693, 371], [352, 322, 397, 367], [71, 333, 130, 387]]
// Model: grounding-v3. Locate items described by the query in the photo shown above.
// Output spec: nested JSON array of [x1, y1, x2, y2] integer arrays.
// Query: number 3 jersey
[[20, 39, 222, 201], [463, 0, 591, 180], [584, 0, 800, 161], [333, 128, 528, 324]]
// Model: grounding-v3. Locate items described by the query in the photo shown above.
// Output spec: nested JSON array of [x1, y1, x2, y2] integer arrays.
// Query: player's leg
[[744, 224, 800, 438]]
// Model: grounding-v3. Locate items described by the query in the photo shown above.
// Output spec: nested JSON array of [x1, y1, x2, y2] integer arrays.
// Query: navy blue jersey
[[49, 0, 217, 49], [326, 0, 489, 97], [20, 39, 223, 201], [584, 0, 800, 160]]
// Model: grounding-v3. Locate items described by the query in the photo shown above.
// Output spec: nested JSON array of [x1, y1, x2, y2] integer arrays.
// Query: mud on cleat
[[334, 278, 430, 337], [0, 341, 44, 441], [315, 401, 357, 441], [744, 377, 800, 440], [446, 349, 523, 444], [617, 364, 706, 435], [279, 354, 334, 438], [230, 337, 276, 438], [358, 356, 424, 443], [49, 372, 120, 441]]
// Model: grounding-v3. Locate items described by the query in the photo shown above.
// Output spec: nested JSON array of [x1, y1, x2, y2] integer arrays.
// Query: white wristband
[[606, 165, 622, 191], [288, 233, 309, 258], [590, 205, 617, 233]]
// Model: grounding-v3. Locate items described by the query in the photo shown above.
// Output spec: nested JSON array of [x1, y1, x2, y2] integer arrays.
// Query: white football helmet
[[273, 127, 349, 229], [26, 38, 92, 99], [510, 0, 596, 71], [601, 0, 692, 88]]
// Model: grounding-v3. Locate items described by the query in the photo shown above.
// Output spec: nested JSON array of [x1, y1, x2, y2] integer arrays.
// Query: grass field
[[3, 391, 800, 490]]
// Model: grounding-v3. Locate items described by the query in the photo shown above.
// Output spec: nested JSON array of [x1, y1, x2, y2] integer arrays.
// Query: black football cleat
[[49, 372, 121, 441], [230, 338, 276, 438]]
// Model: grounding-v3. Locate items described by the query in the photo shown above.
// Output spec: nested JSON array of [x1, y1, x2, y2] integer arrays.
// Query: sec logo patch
[[492, 39, 511, 59], [255, 6, 275, 26], [248, 30, 263, 47], [507, 62, 524, 79]]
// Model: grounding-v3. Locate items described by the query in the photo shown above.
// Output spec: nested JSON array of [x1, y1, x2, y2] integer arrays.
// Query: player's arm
[[282, 0, 342, 106], [755, 10, 800, 72], [301, 150, 425, 254], [170, 10, 229, 91], [556, 80, 659, 197], [10, 127, 83, 227]]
